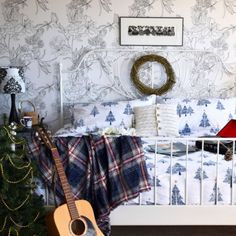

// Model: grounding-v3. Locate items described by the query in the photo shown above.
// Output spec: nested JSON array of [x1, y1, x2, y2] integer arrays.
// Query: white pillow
[[71, 95, 156, 133], [156, 103, 180, 137], [134, 105, 158, 137], [164, 97, 236, 137]]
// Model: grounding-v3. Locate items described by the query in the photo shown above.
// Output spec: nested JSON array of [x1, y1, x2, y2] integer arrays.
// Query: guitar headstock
[[35, 127, 55, 150]]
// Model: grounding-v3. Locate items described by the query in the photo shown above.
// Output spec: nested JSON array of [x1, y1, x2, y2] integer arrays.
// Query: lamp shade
[[0, 67, 25, 94]]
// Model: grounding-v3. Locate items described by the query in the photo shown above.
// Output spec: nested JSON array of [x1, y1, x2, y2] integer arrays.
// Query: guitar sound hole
[[70, 219, 87, 236]]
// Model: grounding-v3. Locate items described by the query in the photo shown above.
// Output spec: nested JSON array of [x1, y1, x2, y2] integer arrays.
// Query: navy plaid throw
[[28, 135, 151, 235]]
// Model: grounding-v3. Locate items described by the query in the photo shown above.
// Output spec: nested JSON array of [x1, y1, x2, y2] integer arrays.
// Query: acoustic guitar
[[36, 127, 104, 236]]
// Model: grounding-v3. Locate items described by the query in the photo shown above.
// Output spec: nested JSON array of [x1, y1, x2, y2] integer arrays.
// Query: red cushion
[[217, 119, 236, 137]]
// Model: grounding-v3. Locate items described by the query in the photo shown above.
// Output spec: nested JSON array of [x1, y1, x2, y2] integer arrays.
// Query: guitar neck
[[51, 148, 80, 220]]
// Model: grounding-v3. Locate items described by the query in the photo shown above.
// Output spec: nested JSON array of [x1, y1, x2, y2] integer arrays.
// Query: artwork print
[[119, 17, 184, 46]]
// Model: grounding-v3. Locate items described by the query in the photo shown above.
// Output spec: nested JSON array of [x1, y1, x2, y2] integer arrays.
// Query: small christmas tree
[[119, 119, 126, 129], [105, 111, 115, 125], [194, 167, 208, 181], [223, 168, 236, 187], [90, 105, 99, 117], [197, 99, 211, 107], [0, 124, 46, 235], [216, 100, 225, 110], [172, 184, 185, 205], [166, 163, 186, 175], [209, 182, 223, 204], [181, 105, 188, 116], [199, 112, 210, 127], [181, 123, 191, 135], [187, 106, 194, 115], [123, 103, 133, 115]]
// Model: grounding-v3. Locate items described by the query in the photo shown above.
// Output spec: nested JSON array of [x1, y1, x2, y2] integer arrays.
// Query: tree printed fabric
[[164, 97, 236, 137], [69, 95, 156, 134], [127, 138, 235, 206]]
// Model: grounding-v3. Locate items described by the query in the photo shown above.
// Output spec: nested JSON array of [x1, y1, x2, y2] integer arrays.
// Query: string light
[[0, 216, 7, 232], [8, 227, 19, 236], [0, 164, 33, 184], [10, 212, 40, 228], [1, 194, 30, 211]]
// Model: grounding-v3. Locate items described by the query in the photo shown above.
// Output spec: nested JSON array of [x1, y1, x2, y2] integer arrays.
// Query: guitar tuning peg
[[35, 132, 38, 136]]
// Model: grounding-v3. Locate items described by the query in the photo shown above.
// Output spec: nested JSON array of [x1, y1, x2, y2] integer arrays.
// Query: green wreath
[[130, 54, 175, 96]]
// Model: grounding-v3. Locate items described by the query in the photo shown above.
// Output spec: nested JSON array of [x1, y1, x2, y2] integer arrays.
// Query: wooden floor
[[111, 226, 236, 236]]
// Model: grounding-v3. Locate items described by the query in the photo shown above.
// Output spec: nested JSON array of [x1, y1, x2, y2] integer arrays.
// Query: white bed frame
[[111, 205, 236, 225], [55, 49, 236, 226]]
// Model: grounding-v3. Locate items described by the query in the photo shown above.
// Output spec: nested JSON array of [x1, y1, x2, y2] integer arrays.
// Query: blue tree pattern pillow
[[164, 97, 236, 137], [70, 95, 156, 133]]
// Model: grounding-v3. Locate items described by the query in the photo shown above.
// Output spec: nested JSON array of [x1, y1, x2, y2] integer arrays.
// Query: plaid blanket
[[28, 134, 151, 235]]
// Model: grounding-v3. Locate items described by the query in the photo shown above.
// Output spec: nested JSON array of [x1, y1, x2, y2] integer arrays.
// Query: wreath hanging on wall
[[130, 54, 176, 96]]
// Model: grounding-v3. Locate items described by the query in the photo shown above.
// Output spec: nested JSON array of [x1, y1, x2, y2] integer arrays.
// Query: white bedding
[[128, 138, 235, 206]]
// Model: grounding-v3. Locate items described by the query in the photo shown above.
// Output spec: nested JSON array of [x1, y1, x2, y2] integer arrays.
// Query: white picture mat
[[119, 17, 183, 46]]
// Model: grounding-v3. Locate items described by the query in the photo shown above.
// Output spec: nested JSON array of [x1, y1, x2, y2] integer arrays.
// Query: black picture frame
[[119, 16, 184, 46]]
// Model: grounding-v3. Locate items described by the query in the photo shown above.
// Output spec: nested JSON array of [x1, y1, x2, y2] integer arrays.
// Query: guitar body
[[46, 199, 103, 236]]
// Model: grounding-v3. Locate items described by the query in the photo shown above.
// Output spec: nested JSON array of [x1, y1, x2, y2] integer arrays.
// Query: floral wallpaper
[[0, 0, 235, 131]]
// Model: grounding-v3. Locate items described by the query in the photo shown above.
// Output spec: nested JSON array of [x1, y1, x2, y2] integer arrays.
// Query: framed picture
[[119, 17, 184, 46]]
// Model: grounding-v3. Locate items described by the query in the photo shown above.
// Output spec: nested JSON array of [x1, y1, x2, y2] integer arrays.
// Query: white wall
[[0, 0, 235, 130]]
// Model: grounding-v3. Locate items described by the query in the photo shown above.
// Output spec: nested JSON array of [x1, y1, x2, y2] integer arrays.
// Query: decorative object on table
[[20, 115, 33, 128], [36, 126, 104, 236], [0, 67, 25, 124], [0, 124, 46, 235], [119, 16, 184, 46], [130, 54, 175, 95], [18, 100, 39, 125]]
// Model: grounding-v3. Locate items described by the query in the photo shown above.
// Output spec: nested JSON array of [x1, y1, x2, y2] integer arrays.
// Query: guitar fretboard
[[51, 148, 80, 220]]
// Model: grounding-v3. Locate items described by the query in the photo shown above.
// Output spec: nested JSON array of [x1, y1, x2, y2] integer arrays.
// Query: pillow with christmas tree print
[[163, 97, 236, 137], [70, 95, 156, 134]]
